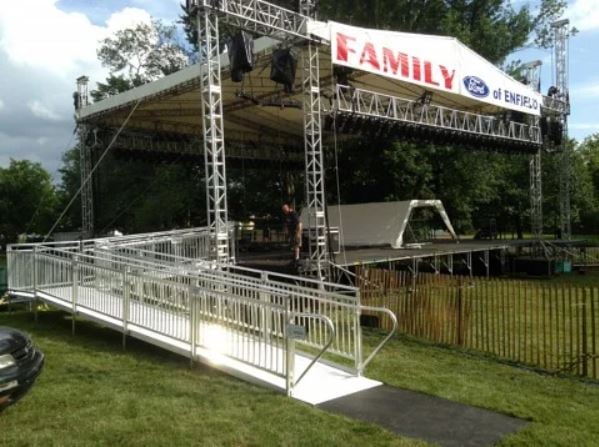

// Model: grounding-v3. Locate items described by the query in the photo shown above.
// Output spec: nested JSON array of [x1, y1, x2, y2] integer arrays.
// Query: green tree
[[0, 159, 58, 242], [92, 19, 188, 101]]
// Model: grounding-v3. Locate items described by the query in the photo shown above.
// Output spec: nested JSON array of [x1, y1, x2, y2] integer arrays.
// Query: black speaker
[[270, 49, 297, 93], [227, 31, 254, 83]]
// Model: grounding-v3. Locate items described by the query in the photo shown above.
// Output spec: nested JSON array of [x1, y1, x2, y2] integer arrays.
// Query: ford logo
[[463, 76, 490, 98]]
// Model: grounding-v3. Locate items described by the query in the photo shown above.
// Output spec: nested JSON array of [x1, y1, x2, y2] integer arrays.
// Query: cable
[[43, 100, 141, 242], [97, 152, 186, 235], [23, 130, 77, 235], [332, 107, 348, 267]]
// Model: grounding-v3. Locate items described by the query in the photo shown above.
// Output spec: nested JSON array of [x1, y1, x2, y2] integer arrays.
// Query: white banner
[[330, 22, 541, 116]]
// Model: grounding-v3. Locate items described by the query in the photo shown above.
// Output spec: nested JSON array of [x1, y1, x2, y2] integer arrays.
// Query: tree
[[0, 159, 58, 242], [92, 19, 189, 101]]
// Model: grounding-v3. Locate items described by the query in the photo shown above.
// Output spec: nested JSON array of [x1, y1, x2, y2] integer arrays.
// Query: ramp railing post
[[71, 254, 79, 336], [189, 283, 197, 367], [122, 266, 130, 350], [354, 289, 363, 375], [260, 271, 270, 343], [285, 296, 295, 396], [32, 246, 38, 324]]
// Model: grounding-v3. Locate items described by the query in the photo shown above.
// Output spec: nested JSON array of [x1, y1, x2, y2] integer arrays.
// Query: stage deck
[[335, 240, 529, 267], [237, 239, 532, 271]]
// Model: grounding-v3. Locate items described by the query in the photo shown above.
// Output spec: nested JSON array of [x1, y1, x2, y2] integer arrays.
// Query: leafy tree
[[93, 19, 188, 101], [0, 159, 58, 242]]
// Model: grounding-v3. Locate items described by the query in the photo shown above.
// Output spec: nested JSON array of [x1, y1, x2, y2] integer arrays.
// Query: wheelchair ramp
[[8, 241, 396, 405], [33, 279, 383, 405]]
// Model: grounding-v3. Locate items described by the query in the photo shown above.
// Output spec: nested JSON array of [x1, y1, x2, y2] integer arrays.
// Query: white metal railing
[[8, 239, 397, 391], [334, 85, 543, 146]]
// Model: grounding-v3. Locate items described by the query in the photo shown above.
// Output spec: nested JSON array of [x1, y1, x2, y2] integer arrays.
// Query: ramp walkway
[[7, 230, 396, 404]]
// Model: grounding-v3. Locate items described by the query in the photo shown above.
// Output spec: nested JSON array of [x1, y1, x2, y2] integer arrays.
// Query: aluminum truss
[[553, 19, 572, 240], [79, 125, 94, 238], [334, 85, 542, 147], [300, 0, 329, 278], [196, 0, 314, 41], [76, 76, 94, 237], [529, 148, 543, 240], [198, 10, 230, 262]]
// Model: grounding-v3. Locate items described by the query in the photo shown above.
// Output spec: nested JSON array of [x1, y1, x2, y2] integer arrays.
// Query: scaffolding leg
[[79, 125, 94, 238], [302, 38, 328, 278], [198, 10, 230, 263], [529, 148, 543, 241]]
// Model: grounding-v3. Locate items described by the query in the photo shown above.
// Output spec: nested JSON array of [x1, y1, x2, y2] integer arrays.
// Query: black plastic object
[[227, 31, 255, 83], [270, 49, 297, 93]]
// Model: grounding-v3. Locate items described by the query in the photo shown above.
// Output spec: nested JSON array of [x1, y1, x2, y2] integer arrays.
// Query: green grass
[[0, 310, 420, 447], [1, 310, 599, 446], [362, 330, 599, 446]]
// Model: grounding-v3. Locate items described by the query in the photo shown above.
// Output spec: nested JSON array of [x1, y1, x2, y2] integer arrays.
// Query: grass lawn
[[1, 310, 599, 446]]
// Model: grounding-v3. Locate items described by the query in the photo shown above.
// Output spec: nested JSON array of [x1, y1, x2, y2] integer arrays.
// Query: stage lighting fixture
[[419, 90, 433, 106], [334, 66, 352, 87], [227, 31, 255, 83], [270, 48, 297, 93]]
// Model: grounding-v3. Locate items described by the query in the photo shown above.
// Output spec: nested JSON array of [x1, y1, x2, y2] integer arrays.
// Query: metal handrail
[[358, 305, 398, 373], [292, 313, 335, 388]]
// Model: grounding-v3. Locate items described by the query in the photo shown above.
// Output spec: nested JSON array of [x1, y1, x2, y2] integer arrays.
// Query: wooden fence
[[357, 267, 599, 380]]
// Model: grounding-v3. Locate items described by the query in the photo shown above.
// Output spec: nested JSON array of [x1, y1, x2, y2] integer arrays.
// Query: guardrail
[[8, 229, 398, 391]]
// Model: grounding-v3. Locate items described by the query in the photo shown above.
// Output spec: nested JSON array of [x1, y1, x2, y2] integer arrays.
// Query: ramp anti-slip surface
[[319, 385, 527, 447]]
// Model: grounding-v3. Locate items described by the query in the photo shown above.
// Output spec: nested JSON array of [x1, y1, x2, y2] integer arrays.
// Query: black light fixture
[[419, 90, 433, 106]]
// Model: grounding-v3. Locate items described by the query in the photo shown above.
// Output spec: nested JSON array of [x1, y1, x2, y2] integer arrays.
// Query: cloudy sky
[[0, 0, 597, 178]]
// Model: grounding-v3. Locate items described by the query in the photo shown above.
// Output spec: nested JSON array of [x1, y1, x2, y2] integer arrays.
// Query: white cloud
[[0, 1, 152, 80], [28, 100, 63, 121], [0, 99, 4, 111], [569, 0, 599, 32], [0, 1, 156, 174]]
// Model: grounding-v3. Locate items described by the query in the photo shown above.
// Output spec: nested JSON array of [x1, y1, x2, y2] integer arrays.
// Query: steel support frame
[[530, 148, 543, 240], [300, 0, 329, 278], [198, 10, 230, 262], [334, 85, 543, 146], [79, 125, 94, 237], [553, 19, 571, 240], [198, 0, 313, 41]]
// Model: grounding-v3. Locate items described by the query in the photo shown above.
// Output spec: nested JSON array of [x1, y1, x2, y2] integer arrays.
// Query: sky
[[0, 0, 598, 178]]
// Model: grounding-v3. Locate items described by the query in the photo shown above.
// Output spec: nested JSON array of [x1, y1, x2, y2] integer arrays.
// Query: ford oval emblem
[[463, 76, 490, 98]]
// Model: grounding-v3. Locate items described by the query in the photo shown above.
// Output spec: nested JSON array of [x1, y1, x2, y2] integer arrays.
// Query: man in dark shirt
[[282, 203, 302, 266]]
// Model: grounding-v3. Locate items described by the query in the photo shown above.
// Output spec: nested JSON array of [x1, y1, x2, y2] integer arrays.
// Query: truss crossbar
[[195, 0, 314, 41], [113, 134, 303, 162], [335, 85, 542, 145], [198, 11, 230, 262], [529, 149, 543, 240], [79, 125, 94, 237], [542, 95, 569, 115]]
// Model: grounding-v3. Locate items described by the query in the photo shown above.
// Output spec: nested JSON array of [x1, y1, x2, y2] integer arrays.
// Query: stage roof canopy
[[77, 21, 543, 147]]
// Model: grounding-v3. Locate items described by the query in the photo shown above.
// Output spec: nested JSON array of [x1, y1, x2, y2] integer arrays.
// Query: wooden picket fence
[[356, 267, 599, 380]]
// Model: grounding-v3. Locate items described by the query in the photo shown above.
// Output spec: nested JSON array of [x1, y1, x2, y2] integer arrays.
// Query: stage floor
[[237, 239, 533, 270]]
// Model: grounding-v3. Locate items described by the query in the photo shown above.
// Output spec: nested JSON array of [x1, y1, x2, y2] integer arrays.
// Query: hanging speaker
[[270, 49, 297, 93], [227, 31, 254, 83]]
